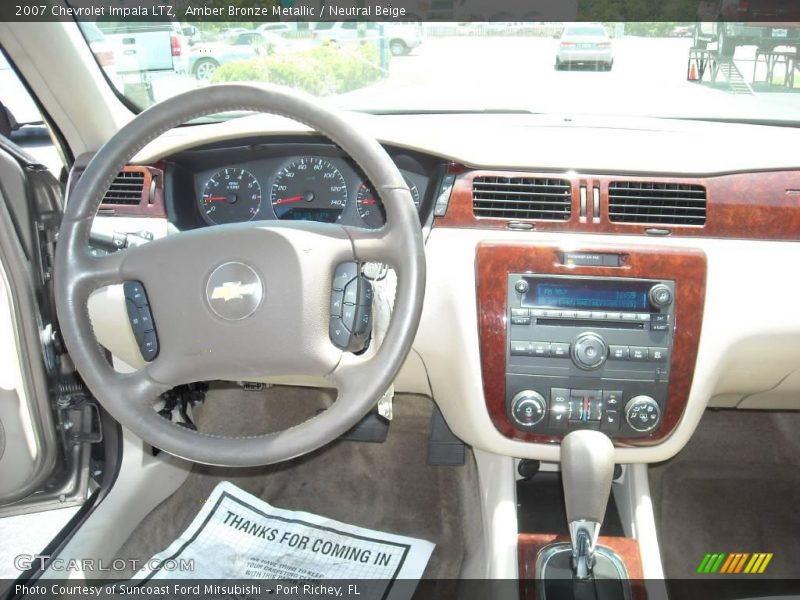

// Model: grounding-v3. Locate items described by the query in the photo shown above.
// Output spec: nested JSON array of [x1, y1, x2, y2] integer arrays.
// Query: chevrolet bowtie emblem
[[210, 281, 260, 302]]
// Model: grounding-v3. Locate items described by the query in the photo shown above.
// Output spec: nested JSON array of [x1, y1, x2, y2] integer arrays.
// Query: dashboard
[[163, 140, 442, 231], [81, 114, 800, 466]]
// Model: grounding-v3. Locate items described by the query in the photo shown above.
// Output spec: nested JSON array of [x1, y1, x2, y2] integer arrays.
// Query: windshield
[[77, 21, 800, 123]]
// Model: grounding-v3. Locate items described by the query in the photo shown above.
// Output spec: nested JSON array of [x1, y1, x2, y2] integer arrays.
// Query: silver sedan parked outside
[[555, 24, 613, 71]]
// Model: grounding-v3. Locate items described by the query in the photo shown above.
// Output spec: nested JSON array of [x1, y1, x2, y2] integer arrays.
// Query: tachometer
[[270, 157, 348, 222], [356, 177, 420, 228], [200, 168, 262, 225]]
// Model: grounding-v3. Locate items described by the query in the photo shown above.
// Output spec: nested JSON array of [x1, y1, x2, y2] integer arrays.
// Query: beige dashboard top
[[133, 111, 800, 176]]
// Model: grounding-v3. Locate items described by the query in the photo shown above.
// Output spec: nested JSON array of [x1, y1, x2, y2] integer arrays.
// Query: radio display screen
[[522, 278, 652, 312]]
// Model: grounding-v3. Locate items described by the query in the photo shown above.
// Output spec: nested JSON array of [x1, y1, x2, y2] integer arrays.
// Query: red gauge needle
[[273, 195, 305, 206], [361, 198, 378, 205], [206, 196, 228, 202]]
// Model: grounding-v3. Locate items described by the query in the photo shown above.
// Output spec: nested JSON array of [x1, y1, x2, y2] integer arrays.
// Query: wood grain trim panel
[[437, 168, 800, 240], [518, 534, 646, 599], [476, 242, 706, 446], [68, 163, 167, 218]]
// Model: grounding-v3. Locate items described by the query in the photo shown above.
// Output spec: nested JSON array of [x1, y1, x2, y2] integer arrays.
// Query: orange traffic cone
[[689, 62, 699, 81]]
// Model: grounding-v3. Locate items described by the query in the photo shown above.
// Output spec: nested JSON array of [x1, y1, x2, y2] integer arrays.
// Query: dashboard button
[[576, 311, 592, 319], [531, 341, 551, 357], [548, 404, 569, 429], [601, 410, 621, 432], [621, 312, 637, 321], [605, 312, 622, 320], [511, 308, 530, 318], [609, 345, 629, 360], [511, 316, 531, 325], [510, 341, 530, 356], [650, 347, 669, 362], [550, 342, 570, 358], [551, 388, 570, 406], [630, 346, 649, 361], [591, 311, 607, 320], [650, 314, 670, 331], [603, 390, 623, 409], [514, 279, 529, 294]]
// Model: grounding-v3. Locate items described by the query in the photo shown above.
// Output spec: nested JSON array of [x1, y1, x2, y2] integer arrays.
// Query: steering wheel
[[54, 84, 425, 467]]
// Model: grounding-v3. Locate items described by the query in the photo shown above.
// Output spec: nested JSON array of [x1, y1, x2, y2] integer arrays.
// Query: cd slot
[[536, 318, 645, 330]]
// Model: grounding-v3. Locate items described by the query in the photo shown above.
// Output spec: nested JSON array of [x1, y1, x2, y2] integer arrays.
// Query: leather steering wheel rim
[[54, 84, 425, 467]]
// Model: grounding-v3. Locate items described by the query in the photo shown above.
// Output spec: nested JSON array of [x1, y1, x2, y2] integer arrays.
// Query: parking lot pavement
[[340, 36, 800, 121]]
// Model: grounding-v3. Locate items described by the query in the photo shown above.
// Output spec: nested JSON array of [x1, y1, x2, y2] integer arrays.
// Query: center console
[[476, 242, 706, 445], [506, 274, 674, 438]]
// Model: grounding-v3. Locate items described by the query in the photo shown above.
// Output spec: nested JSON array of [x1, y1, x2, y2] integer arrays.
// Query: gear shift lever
[[560, 430, 615, 579]]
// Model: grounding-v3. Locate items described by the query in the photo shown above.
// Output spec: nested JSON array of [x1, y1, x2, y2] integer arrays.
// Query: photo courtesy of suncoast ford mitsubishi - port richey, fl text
[[1, 1, 800, 599]]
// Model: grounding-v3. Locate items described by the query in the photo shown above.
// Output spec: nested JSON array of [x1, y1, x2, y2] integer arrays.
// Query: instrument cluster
[[186, 147, 430, 229]]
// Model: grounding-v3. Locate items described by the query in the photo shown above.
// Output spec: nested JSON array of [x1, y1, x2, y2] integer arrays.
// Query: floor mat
[[112, 387, 478, 586], [650, 410, 800, 579]]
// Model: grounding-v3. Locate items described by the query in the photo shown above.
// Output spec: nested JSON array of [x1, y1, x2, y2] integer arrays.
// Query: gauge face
[[270, 157, 348, 222], [200, 168, 262, 225], [356, 177, 420, 228]]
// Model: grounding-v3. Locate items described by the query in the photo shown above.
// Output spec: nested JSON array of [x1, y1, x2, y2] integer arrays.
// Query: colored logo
[[697, 553, 773, 574]]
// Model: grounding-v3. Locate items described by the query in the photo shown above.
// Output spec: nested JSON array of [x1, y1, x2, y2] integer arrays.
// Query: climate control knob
[[624, 396, 661, 433], [510, 390, 547, 428], [571, 332, 608, 370]]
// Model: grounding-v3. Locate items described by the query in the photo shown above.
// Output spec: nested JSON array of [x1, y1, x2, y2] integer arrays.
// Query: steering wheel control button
[[330, 290, 344, 316], [571, 332, 608, 370], [330, 262, 373, 352], [329, 317, 352, 350], [649, 284, 673, 308], [123, 280, 148, 307], [510, 391, 546, 428], [625, 396, 661, 433], [140, 331, 158, 362], [342, 304, 357, 332], [123, 280, 159, 362], [206, 262, 263, 321], [333, 261, 359, 291]]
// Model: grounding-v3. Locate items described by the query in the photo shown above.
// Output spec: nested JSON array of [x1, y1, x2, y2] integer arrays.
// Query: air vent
[[472, 176, 571, 220], [608, 181, 706, 226], [101, 170, 146, 206]]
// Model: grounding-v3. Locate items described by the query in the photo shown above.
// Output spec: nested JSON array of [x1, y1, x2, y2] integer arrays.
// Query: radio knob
[[624, 396, 661, 433], [510, 390, 547, 428], [649, 284, 673, 308], [571, 332, 608, 370]]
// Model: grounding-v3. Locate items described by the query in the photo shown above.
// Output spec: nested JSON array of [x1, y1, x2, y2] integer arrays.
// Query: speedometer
[[200, 168, 262, 225], [270, 157, 348, 222]]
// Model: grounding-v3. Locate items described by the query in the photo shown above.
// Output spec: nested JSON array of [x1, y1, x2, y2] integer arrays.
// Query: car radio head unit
[[505, 274, 675, 438]]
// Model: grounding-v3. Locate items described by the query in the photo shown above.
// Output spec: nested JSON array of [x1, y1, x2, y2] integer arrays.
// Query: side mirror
[[0, 102, 19, 138]]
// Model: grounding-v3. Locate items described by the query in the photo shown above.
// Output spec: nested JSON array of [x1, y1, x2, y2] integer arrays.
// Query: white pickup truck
[[95, 21, 189, 76]]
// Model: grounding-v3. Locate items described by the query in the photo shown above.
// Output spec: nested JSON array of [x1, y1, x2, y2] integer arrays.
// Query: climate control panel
[[504, 274, 675, 438]]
